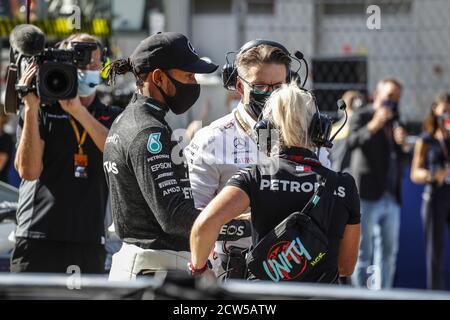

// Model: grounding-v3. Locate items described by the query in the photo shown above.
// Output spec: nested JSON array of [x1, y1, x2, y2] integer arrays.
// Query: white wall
[[192, 14, 239, 68], [111, 0, 146, 31], [190, 0, 450, 123], [315, 0, 450, 122]]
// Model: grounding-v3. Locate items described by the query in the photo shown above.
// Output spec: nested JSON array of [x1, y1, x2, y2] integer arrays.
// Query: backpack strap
[[298, 166, 339, 235]]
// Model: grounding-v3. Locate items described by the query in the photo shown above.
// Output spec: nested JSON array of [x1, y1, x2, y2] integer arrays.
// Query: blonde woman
[[189, 84, 360, 283]]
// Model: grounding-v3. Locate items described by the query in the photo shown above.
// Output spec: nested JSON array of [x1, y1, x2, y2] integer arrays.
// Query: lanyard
[[68, 109, 95, 155], [235, 109, 257, 143], [69, 117, 88, 154]]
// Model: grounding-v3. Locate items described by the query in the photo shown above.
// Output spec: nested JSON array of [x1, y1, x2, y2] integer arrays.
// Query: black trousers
[[10, 237, 106, 274], [421, 185, 450, 290]]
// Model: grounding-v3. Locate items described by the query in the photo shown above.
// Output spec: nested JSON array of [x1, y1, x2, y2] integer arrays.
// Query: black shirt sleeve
[[225, 167, 254, 196], [339, 172, 361, 225], [127, 126, 199, 238]]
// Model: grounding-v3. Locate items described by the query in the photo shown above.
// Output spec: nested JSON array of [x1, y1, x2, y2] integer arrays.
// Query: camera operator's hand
[[59, 96, 110, 152], [18, 63, 40, 109], [367, 106, 393, 134], [59, 97, 84, 117]]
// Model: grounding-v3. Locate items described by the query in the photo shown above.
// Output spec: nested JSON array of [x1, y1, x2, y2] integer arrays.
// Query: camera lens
[[37, 61, 78, 102], [44, 70, 69, 94], [36, 61, 78, 103]]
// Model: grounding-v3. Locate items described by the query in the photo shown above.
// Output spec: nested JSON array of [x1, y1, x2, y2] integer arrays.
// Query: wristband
[[187, 261, 208, 275], [15, 84, 34, 100]]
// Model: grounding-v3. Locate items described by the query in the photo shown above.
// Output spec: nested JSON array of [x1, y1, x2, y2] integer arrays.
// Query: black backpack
[[245, 167, 338, 283]]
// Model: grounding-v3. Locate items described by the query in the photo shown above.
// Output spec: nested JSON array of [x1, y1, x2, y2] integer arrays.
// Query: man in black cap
[[104, 32, 218, 280]]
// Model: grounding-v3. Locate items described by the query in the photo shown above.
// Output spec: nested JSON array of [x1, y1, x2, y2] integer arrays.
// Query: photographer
[[348, 78, 409, 289], [410, 92, 450, 290], [190, 83, 360, 283], [11, 33, 122, 274]]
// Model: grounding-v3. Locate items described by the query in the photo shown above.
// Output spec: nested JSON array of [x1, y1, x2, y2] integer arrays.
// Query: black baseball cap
[[130, 32, 218, 75]]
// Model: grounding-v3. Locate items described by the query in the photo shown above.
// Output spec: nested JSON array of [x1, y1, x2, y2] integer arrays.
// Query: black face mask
[[247, 90, 271, 120], [157, 72, 201, 115]]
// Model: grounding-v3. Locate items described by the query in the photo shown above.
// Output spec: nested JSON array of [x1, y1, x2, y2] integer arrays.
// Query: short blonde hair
[[236, 44, 291, 79], [262, 83, 316, 150]]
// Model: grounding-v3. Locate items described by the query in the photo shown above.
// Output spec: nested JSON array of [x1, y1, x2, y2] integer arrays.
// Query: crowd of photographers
[[3, 26, 450, 291]]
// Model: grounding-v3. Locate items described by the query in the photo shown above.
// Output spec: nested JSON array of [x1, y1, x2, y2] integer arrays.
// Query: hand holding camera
[[17, 62, 40, 109], [59, 97, 84, 117], [368, 106, 393, 133]]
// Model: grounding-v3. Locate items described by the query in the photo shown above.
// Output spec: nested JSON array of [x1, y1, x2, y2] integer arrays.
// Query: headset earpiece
[[309, 113, 333, 149], [222, 39, 299, 91], [222, 63, 237, 91], [253, 87, 335, 153], [288, 69, 302, 86], [254, 118, 273, 154]]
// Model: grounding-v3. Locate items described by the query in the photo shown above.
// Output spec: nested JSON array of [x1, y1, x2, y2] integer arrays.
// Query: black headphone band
[[254, 86, 334, 151], [238, 39, 290, 57], [222, 39, 296, 91]]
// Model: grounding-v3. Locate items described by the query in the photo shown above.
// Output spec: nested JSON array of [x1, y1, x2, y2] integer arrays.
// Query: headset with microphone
[[221, 39, 308, 91], [222, 39, 348, 154], [254, 96, 348, 154]]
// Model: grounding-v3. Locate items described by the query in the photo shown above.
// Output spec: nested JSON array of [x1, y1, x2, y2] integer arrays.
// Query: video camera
[[5, 24, 98, 113]]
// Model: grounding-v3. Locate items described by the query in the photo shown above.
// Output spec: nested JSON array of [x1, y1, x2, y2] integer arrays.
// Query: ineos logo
[[220, 225, 245, 237]]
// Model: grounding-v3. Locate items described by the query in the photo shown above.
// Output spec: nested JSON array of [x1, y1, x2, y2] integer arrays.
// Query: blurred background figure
[[185, 100, 210, 140], [329, 90, 364, 172], [0, 114, 14, 184], [185, 120, 203, 141], [410, 92, 450, 290], [348, 78, 409, 289], [10, 0, 39, 21]]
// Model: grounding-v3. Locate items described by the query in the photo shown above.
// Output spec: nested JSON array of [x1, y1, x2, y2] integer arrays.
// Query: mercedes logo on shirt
[[234, 138, 247, 150]]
